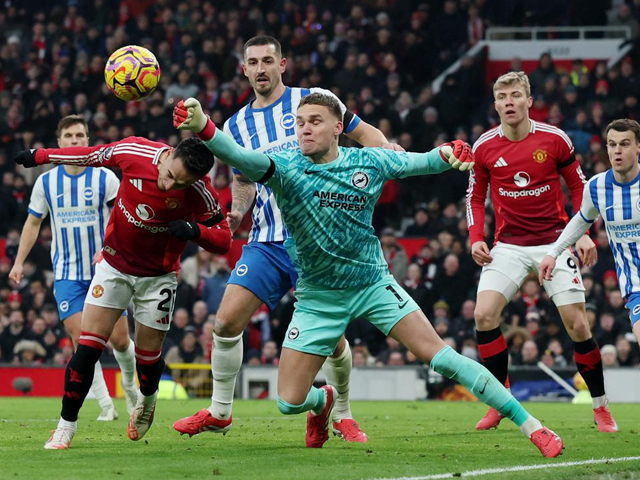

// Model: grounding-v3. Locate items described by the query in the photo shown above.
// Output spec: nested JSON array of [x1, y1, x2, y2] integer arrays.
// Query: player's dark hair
[[56, 115, 89, 138], [606, 118, 640, 143], [244, 35, 282, 59], [174, 137, 214, 178], [299, 92, 343, 122]]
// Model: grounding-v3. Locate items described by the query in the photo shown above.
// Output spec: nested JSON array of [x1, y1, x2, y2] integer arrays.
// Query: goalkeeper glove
[[173, 98, 209, 133], [14, 149, 39, 168], [168, 220, 201, 241], [439, 140, 475, 172]]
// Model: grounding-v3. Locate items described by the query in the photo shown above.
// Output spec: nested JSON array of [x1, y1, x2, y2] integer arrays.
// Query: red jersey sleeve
[[554, 132, 586, 216], [191, 177, 232, 254], [35, 141, 122, 168], [34, 137, 166, 170], [466, 144, 490, 245]]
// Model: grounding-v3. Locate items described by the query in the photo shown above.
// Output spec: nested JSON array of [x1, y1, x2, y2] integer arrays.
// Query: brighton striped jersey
[[28, 166, 119, 281], [262, 147, 448, 289], [553, 169, 640, 297], [223, 86, 361, 243]]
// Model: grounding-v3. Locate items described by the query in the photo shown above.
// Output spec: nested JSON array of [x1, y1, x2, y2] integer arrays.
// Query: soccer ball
[[573, 372, 588, 391], [104, 45, 161, 101]]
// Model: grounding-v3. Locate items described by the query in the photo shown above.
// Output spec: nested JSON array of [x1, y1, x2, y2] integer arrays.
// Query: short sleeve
[[27, 175, 49, 219], [554, 130, 575, 164], [580, 178, 600, 222], [103, 168, 120, 203]]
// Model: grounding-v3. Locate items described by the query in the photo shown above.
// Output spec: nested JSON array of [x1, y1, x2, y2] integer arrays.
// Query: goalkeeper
[[173, 94, 564, 457]]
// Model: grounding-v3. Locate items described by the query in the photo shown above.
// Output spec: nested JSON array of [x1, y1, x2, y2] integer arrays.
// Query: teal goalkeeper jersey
[[264, 146, 448, 289], [203, 128, 451, 289]]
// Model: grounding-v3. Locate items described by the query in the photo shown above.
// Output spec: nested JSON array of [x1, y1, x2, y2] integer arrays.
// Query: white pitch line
[[368, 456, 640, 480]]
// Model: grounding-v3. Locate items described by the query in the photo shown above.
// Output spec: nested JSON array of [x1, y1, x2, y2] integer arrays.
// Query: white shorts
[[85, 259, 178, 332], [477, 242, 585, 306]]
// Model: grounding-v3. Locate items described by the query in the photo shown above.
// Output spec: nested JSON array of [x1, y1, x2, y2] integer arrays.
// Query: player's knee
[[567, 317, 590, 341], [214, 315, 244, 338], [474, 307, 499, 330], [110, 335, 130, 352], [276, 395, 305, 415]]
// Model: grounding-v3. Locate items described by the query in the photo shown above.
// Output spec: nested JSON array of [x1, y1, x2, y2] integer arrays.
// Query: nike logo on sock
[[479, 378, 490, 395]]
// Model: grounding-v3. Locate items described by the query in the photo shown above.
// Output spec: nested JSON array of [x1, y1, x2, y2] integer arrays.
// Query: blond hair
[[493, 71, 531, 98]]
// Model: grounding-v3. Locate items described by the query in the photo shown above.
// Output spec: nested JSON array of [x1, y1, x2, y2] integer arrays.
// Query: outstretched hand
[[439, 140, 474, 171], [173, 98, 208, 133]]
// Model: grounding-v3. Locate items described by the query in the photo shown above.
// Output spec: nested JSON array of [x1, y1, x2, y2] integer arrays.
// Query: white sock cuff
[[214, 333, 243, 348], [327, 339, 351, 365]]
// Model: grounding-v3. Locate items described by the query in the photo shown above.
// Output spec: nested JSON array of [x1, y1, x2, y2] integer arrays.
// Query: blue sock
[[276, 387, 325, 415], [430, 346, 530, 426]]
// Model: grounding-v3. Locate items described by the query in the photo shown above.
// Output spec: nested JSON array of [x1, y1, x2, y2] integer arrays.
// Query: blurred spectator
[[0, 310, 26, 362], [201, 256, 231, 314], [403, 263, 431, 313], [449, 299, 476, 344], [600, 344, 619, 368], [517, 339, 540, 366], [434, 253, 470, 316], [615, 336, 639, 367], [260, 340, 279, 365], [167, 308, 190, 347], [13, 339, 47, 365], [403, 203, 444, 237], [379, 227, 408, 282]]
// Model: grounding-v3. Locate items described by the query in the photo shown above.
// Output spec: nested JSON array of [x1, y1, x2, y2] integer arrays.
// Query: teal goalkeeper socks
[[276, 386, 326, 415], [430, 346, 530, 427]]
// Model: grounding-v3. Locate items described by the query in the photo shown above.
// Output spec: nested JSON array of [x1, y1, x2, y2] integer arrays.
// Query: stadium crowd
[[1, 0, 639, 382]]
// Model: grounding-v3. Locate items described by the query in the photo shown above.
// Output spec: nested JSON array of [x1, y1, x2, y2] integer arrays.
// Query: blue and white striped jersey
[[223, 86, 361, 243], [579, 169, 640, 296], [28, 166, 120, 281]]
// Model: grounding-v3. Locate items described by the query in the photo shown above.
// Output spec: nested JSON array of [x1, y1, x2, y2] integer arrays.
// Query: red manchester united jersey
[[36, 137, 231, 276], [467, 120, 586, 247]]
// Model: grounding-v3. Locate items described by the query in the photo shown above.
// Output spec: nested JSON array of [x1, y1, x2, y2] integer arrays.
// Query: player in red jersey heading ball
[[14, 136, 232, 449], [467, 71, 618, 433]]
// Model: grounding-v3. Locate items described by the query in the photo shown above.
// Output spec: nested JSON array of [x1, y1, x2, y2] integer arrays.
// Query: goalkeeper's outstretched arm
[[174, 98, 272, 182]]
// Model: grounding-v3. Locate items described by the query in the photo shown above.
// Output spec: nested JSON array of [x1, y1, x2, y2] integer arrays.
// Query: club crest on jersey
[[288, 327, 300, 340], [633, 304, 640, 316], [59, 301, 69, 312], [101, 146, 114, 161], [533, 149, 547, 164], [135, 204, 155, 220], [513, 171, 531, 187], [235, 264, 248, 276], [351, 171, 369, 189], [92, 285, 104, 298], [280, 113, 296, 130], [636, 197, 640, 212], [165, 198, 181, 209], [82, 187, 95, 201]]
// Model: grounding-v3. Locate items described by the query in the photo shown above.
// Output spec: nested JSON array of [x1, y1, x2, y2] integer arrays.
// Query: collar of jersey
[[60, 165, 89, 178], [304, 147, 345, 170], [247, 86, 289, 112], [609, 167, 640, 187]]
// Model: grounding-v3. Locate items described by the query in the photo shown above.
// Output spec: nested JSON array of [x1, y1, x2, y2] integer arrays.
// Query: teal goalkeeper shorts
[[282, 274, 420, 356]]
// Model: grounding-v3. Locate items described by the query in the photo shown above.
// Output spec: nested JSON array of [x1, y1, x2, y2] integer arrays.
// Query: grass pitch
[[1, 398, 639, 480]]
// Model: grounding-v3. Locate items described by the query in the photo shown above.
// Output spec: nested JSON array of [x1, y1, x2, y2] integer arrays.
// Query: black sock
[[574, 338, 605, 399], [136, 357, 165, 396], [61, 344, 104, 422], [476, 327, 510, 387]]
